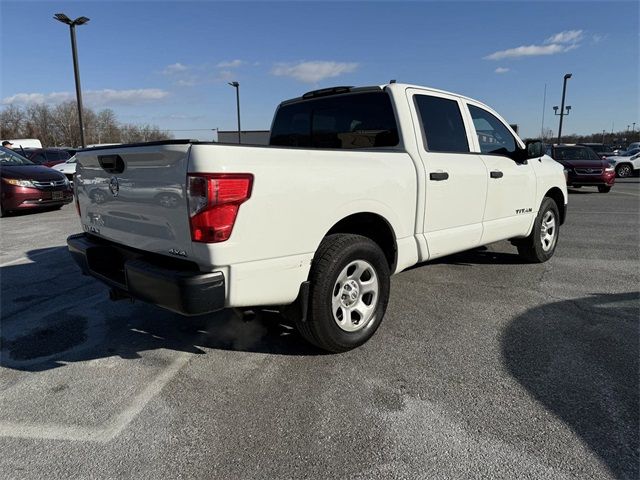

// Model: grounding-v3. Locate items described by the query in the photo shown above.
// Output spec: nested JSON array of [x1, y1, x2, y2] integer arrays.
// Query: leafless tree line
[[0, 102, 172, 147], [531, 127, 639, 146]]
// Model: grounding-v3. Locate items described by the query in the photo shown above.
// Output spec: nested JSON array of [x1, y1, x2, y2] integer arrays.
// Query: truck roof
[[280, 82, 495, 113]]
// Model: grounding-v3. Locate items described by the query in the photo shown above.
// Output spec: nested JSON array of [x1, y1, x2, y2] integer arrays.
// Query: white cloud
[[494, 67, 510, 74], [162, 62, 189, 75], [216, 70, 235, 82], [485, 43, 568, 60], [175, 77, 199, 87], [2, 88, 169, 106], [544, 30, 584, 44], [271, 61, 359, 83], [485, 29, 585, 61], [216, 59, 244, 68]]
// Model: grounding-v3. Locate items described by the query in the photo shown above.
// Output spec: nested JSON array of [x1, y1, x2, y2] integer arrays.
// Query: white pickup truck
[[68, 83, 567, 352]]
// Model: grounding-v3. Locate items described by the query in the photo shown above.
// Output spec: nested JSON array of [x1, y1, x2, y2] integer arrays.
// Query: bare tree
[[1, 102, 172, 146]]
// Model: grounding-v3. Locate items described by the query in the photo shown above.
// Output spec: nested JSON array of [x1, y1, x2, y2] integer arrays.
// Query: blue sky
[[1, 1, 638, 140]]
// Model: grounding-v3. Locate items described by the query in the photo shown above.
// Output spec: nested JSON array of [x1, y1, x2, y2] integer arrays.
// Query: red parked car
[[0, 146, 73, 216], [18, 147, 71, 167], [546, 144, 615, 193]]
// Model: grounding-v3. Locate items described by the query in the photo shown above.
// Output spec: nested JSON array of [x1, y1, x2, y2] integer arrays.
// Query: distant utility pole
[[602, 129, 606, 144], [553, 73, 572, 144]]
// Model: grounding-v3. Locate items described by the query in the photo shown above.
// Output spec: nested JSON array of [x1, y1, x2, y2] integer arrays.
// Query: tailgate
[[75, 142, 193, 258]]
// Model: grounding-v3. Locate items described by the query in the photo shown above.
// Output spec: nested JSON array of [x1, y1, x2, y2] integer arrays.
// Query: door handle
[[490, 170, 504, 179], [429, 172, 449, 181]]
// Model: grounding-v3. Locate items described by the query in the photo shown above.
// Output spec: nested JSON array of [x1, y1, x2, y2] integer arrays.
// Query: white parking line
[[610, 190, 640, 197], [0, 350, 193, 443]]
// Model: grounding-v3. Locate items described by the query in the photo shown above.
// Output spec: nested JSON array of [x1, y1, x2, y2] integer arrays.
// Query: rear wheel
[[297, 234, 390, 353], [616, 164, 633, 178], [598, 186, 611, 193], [516, 197, 560, 263]]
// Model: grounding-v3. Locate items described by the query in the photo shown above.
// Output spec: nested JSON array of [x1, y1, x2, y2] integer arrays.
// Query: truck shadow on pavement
[[502, 291, 640, 479], [0, 247, 324, 372]]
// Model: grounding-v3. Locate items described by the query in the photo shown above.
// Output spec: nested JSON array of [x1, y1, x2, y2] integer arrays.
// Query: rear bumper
[[67, 233, 225, 316]]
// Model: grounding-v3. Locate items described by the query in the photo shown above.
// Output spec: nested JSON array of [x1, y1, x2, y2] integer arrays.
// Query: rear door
[[407, 88, 487, 258], [75, 143, 194, 257], [464, 102, 535, 244]]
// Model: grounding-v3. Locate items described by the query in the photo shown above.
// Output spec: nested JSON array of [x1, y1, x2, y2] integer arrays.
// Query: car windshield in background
[[554, 147, 600, 161], [0, 146, 35, 165], [270, 91, 400, 149]]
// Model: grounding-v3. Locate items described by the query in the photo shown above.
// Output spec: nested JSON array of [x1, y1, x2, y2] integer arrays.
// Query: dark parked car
[[576, 143, 615, 159], [546, 144, 615, 193], [0, 146, 73, 216], [17, 147, 71, 167]]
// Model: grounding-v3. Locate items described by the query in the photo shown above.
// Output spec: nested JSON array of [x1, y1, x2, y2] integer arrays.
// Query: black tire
[[598, 186, 611, 193], [616, 164, 633, 178], [297, 234, 390, 353], [516, 197, 560, 263]]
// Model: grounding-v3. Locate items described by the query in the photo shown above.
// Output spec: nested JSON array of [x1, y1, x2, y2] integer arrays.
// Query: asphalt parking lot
[[1, 180, 638, 479]]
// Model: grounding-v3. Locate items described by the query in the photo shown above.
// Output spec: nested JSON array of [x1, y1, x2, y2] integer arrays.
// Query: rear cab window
[[270, 90, 400, 149], [413, 94, 469, 153]]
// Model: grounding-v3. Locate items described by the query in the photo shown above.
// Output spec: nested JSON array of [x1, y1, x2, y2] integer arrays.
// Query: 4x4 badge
[[109, 177, 119, 197]]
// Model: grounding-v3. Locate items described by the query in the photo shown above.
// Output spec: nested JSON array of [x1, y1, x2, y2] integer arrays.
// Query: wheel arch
[[324, 212, 398, 272], [544, 187, 567, 225]]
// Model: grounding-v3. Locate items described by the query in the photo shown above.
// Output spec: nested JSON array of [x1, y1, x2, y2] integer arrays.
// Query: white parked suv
[[52, 155, 77, 181], [68, 83, 567, 352], [607, 151, 640, 178]]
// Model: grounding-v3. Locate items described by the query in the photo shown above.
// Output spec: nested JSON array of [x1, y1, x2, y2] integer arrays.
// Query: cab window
[[413, 95, 469, 153], [468, 104, 517, 156]]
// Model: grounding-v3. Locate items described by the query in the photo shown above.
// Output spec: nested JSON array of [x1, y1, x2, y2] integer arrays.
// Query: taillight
[[187, 173, 253, 243]]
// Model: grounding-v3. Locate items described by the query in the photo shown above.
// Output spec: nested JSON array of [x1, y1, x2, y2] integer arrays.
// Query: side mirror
[[526, 140, 545, 159]]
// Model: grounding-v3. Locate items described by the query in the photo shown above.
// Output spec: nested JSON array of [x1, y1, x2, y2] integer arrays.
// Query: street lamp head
[[228, 81, 239, 88], [553, 106, 559, 111], [54, 13, 73, 25], [54, 13, 89, 26], [564, 73, 572, 80], [566, 105, 571, 111]]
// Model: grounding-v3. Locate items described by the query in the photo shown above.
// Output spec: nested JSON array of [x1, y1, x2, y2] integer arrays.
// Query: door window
[[468, 105, 517, 156], [414, 95, 469, 153]]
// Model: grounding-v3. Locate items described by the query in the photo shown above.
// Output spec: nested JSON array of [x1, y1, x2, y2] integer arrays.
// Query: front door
[[407, 89, 488, 259], [464, 102, 536, 244]]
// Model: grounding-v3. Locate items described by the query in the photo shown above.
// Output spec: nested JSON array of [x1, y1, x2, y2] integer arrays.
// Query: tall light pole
[[554, 73, 572, 144], [228, 81, 241, 144], [54, 13, 90, 148]]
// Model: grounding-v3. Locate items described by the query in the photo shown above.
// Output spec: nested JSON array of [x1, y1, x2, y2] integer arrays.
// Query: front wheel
[[598, 186, 611, 193], [516, 197, 560, 263], [296, 234, 390, 353], [616, 164, 633, 178]]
